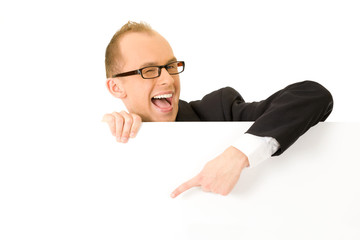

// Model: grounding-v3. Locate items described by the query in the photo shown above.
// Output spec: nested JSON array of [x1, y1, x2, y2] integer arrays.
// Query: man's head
[[105, 21, 182, 122]]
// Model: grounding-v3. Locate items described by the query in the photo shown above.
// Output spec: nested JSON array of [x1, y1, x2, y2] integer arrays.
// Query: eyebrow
[[139, 57, 177, 69]]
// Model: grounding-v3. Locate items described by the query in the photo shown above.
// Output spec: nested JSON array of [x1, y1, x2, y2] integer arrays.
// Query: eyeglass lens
[[141, 62, 184, 79]]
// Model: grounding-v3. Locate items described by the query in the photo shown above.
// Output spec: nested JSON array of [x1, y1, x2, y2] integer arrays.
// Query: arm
[[190, 80, 333, 155], [234, 81, 333, 155], [171, 81, 333, 197]]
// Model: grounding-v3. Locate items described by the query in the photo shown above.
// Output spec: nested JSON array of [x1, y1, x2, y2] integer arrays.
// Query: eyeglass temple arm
[[112, 70, 140, 78]]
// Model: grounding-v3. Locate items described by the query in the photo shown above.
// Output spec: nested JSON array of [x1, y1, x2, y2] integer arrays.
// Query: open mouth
[[151, 93, 173, 112]]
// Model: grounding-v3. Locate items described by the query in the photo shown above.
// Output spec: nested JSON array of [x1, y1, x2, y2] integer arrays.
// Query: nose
[[156, 67, 175, 86]]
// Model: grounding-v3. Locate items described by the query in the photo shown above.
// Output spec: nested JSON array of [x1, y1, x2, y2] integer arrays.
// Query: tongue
[[152, 98, 171, 109]]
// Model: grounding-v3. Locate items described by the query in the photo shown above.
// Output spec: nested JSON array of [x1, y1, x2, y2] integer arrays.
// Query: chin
[[152, 113, 176, 122]]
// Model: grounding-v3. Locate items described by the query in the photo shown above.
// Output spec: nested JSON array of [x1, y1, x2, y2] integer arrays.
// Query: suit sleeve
[[189, 80, 333, 156], [225, 80, 333, 155]]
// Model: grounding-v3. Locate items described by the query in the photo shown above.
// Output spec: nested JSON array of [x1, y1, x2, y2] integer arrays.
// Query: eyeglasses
[[112, 61, 185, 79]]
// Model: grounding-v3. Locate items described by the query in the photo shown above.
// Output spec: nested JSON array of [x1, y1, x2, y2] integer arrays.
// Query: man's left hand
[[171, 146, 249, 198]]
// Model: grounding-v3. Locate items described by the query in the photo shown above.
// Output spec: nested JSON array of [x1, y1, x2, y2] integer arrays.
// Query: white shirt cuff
[[231, 133, 280, 168]]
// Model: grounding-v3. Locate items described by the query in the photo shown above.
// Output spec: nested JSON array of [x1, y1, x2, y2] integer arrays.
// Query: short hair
[[105, 21, 153, 78]]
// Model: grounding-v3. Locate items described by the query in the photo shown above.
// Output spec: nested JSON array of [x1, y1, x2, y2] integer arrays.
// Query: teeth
[[153, 93, 173, 99]]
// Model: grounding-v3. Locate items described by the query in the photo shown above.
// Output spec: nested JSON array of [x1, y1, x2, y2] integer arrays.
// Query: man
[[102, 21, 333, 198]]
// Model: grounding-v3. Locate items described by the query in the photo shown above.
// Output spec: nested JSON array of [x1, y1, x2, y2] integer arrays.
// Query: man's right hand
[[102, 111, 142, 143]]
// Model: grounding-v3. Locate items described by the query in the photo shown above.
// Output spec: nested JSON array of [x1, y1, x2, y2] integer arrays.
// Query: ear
[[106, 78, 127, 99]]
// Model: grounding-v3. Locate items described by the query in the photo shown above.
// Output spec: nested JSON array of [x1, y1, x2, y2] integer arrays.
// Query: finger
[[130, 114, 142, 138], [112, 112, 124, 142], [171, 176, 200, 198], [201, 184, 212, 192], [102, 114, 116, 136], [119, 111, 133, 143]]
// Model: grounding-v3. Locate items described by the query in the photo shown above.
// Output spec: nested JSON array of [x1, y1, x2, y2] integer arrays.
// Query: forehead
[[118, 31, 175, 69]]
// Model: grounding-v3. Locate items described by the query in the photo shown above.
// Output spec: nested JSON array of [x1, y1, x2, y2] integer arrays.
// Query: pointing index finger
[[171, 176, 200, 198]]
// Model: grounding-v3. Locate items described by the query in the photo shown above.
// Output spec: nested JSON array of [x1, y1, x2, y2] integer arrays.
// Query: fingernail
[[170, 193, 175, 198], [121, 137, 128, 143], [130, 132, 135, 138]]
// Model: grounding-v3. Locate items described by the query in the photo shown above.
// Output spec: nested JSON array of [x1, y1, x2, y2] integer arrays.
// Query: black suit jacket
[[175, 80, 333, 156]]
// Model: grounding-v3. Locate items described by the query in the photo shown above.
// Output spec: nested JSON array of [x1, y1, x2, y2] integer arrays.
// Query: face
[[108, 31, 181, 122]]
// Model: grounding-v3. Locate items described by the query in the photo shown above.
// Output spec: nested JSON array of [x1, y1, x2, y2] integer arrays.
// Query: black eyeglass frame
[[112, 61, 185, 79]]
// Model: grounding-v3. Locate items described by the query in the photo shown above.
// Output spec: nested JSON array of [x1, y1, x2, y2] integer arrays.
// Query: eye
[[166, 63, 177, 69], [143, 67, 157, 74]]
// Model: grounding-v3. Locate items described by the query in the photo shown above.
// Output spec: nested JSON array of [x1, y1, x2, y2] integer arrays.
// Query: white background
[[0, 1, 360, 239]]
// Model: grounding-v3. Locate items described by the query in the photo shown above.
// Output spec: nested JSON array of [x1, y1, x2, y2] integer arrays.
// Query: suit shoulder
[[188, 87, 244, 121], [192, 87, 242, 102]]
